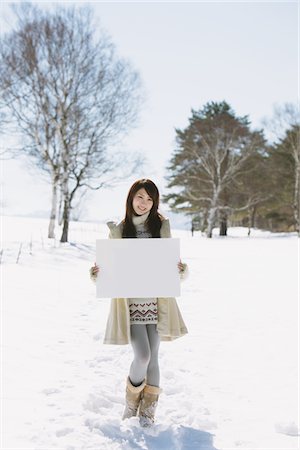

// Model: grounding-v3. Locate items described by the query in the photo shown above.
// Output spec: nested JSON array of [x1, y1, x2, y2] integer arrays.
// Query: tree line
[[1, 5, 298, 240], [163, 101, 299, 237]]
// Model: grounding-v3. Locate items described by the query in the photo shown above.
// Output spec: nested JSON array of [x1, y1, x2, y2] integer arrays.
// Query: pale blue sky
[[0, 1, 298, 223]]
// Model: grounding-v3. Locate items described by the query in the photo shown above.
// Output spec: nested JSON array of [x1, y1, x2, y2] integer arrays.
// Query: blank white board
[[96, 238, 180, 298]]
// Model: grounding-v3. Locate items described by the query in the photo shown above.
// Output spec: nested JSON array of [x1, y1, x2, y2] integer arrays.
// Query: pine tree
[[164, 101, 266, 237]]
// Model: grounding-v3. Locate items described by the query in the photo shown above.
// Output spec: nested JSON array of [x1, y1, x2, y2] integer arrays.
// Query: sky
[[0, 1, 298, 223]]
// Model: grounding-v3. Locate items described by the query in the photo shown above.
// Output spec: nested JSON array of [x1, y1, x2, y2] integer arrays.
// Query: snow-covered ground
[[1, 215, 299, 450]]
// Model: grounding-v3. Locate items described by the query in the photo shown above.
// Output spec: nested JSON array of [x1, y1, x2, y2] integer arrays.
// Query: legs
[[145, 323, 160, 387], [123, 324, 161, 425], [129, 324, 160, 387]]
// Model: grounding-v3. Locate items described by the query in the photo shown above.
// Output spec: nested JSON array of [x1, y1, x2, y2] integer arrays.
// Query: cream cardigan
[[102, 217, 188, 345]]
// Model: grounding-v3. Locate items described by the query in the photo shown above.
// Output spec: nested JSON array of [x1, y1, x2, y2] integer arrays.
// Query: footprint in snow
[[56, 427, 74, 437], [164, 370, 175, 380], [42, 388, 61, 395]]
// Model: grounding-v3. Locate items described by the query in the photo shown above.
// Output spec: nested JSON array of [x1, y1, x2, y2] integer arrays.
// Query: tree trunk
[[219, 217, 227, 236], [60, 162, 70, 242], [293, 162, 300, 235], [60, 197, 70, 243], [219, 212, 227, 236], [206, 190, 219, 238], [206, 206, 217, 238], [48, 176, 58, 238], [247, 205, 257, 236], [58, 187, 64, 226], [59, 120, 70, 242]]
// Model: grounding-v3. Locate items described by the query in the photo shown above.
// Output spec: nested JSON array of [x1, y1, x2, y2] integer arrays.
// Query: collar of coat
[[132, 210, 150, 226], [106, 216, 171, 239]]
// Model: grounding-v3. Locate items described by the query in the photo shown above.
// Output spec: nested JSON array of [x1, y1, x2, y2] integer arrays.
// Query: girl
[[90, 179, 188, 427]]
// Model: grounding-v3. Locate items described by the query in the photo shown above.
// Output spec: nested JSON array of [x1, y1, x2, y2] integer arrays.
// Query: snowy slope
[[1, 215, 299, 450]]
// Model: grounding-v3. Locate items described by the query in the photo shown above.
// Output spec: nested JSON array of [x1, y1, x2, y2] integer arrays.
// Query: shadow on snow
[[85, 417, 219, 450]]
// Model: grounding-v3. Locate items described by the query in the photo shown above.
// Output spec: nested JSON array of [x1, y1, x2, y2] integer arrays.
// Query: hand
[[177, 260, 185, 274], [90, 262, 100, 279]]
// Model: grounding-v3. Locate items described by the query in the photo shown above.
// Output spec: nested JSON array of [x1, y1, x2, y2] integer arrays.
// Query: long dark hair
[[122, 179, 164, 238]]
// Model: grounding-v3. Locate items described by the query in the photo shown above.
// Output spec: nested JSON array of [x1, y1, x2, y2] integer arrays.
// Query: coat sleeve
[[107, 221, 116, 239], [161, 218, 189, 281], [160, 218, 172, 238], [89, 221, 115, 282]]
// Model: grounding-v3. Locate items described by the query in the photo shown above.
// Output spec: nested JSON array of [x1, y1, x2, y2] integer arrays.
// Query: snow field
[[1, 216, 299, 449]]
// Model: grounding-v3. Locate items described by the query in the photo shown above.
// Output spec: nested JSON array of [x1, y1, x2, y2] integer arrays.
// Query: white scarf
[[132, 210, 150, 226]]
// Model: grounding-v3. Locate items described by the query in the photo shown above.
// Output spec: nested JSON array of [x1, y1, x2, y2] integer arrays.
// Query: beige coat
[[103, 218, 188, 345]]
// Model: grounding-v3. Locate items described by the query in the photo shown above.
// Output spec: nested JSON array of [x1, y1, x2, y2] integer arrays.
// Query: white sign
[[96, 238, 180, 298]]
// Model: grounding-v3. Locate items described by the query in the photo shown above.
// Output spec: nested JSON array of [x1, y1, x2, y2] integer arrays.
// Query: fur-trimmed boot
[[122, 377, 146, 420], [139, 384, 162, 427]]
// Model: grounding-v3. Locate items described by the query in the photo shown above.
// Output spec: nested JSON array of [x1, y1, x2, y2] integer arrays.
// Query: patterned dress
[[128, 222, 158, 325]]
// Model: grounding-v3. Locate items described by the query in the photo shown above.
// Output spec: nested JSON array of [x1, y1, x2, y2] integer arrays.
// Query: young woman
[[90, 179, 188, 427]]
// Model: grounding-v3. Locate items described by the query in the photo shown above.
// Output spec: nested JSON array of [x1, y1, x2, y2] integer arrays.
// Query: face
[[132, 188, 154, 215]]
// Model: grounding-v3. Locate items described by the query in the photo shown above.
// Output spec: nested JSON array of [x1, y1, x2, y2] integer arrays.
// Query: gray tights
[[129, 323, 160, 387]]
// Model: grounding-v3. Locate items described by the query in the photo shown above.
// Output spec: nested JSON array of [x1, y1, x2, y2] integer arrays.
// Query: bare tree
[[0, 4, 143, 241]]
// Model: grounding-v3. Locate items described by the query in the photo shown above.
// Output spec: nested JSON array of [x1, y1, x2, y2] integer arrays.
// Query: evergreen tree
[[164, 101, 266, 237], [262, 104, 300, 234], [261, 127, 298, 231], [228, 151, 272, 233]]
